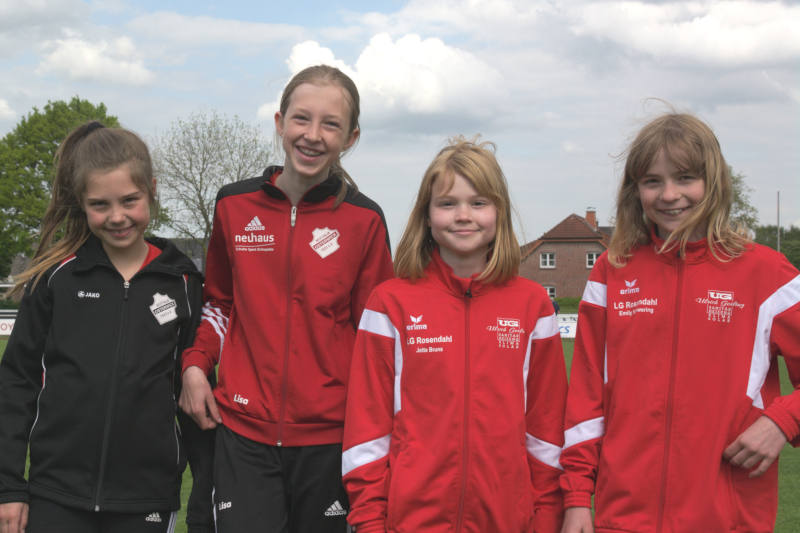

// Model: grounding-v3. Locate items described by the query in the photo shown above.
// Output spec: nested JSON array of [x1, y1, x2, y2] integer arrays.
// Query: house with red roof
[[519, 208, 613, 299]]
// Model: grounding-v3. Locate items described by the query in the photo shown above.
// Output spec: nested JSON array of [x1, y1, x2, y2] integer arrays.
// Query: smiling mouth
[[297, 146, 322, 157], [660, 208, 689, 216]]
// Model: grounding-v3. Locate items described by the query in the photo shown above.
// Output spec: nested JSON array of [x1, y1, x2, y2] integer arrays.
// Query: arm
[[525, 302, 568, 533], [559, 265, 609, 512], [179, 205, 231, 429], [0, 275, 53, 505], [349, 212, 393, 326], [342, 299, 397, 533], [725, 273, 800, 476], [0, 502, 28, 533]]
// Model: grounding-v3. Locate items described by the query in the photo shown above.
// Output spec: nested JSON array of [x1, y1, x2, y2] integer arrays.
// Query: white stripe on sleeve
[[564, 416, 605, 449], [526, 433, 563, 470], [358, 309, 404, 414], [582, 281, 607, 308], [342, 434, 391, 477]]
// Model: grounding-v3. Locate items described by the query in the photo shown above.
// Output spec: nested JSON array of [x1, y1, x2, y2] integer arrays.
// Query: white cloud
[[0, 99, 15, 120], [258, 34, 504, 126], [568, 1, 800, 66], [128, 11, 305, 47], [36, 35, 154, 85], [0, 0, 86, 31]]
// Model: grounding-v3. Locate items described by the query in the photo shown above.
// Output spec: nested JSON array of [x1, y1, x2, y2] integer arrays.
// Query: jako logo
[[218, 501, 232, 511], [406, 314, 428, 330], [77, 290, 100, 299], [497, 318, 520, 328], [620, 279, 640, 295], [708, 290, 733, 301], [233, 393, 249, 405]]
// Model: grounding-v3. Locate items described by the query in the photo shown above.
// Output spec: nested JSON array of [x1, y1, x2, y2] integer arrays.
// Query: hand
[[179, 366, 222, 430], [561, 507, 593, 533], [723, 416, 787, 478], [0, 502, 28, 533]]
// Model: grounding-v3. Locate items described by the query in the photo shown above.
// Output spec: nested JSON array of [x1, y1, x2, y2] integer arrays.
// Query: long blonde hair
[[277, 65, 360, 206], [10, 122, 154, 297], [394, 136, 519, 283], [608, 112, 749, 267]]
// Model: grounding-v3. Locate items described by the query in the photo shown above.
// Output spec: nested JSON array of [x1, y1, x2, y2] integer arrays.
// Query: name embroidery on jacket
[[694, 290, 744, 323], [485, 317, 524, 349], [234, 216, 276, 253]]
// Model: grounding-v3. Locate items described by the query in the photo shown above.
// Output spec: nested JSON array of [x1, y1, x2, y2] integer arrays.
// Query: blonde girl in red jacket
[[343, 137, 567, 532], [560, 113, 800, 533]]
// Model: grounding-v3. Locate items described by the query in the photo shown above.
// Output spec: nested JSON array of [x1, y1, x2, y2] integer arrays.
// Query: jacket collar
[[426, 248, 486, 298], [648, 226, 711, 264], [260, 165, 340, 204], [73, 234, 199, 277]]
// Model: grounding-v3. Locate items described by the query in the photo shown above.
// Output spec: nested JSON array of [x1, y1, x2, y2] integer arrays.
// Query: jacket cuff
[[182, 348, 214, 375], [0, 492, 30, 504], [563, 490, 592, 509], [763, 404, 799, 442]]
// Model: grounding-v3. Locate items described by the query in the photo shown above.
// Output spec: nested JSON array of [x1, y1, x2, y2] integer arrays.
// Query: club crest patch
[[309, 227, 341, 258], [150, 293, 178, 325]]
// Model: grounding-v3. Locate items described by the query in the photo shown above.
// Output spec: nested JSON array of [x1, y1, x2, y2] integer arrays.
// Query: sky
[[1, 0, 798, 248]]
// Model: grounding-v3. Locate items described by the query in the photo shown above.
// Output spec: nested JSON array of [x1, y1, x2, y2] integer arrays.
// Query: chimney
[[585, 207, 597, 229]]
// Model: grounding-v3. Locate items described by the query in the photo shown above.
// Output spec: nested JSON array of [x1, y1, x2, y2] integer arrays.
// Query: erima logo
[[497, 318, 520, 328], [233, 393, 249, 405], [324, 500, 347, 517], [245, 216, 265, 231], [708, 290, 733, 301], [145, 512, 162, 523], [406, 314, 428, 331], [77, 290, 100, 299], [620, 279, 640, 295], [218, 501, 232, 511]]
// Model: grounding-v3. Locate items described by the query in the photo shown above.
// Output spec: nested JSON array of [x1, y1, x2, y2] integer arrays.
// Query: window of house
[[543, 286, 556, 299], [586, 252, 600, 268], [540, 252, 555, 269]]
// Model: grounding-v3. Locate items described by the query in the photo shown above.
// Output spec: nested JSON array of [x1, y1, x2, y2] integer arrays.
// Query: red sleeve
[[342, 291, 396, 533], [762, 272, 800, 445], [525, 290, 567, 533], [559, 259, 609, 509], [349, 213, 393, 327], [181, 202, 232, 375]]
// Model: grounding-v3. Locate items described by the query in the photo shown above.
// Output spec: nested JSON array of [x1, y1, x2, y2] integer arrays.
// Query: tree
[[0, 97, 119, 278], [151, 111, 276, 263], [754, 225, 800, 270], [729, 168, 758, 232]]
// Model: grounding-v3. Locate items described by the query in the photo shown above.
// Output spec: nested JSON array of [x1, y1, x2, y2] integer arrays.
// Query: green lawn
[[1, 337, 798, 531]]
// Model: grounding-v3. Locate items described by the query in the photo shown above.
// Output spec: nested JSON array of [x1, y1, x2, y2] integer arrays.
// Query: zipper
[[93, 279, 130, 511], [277, 207, 297, 446], [656, 259, 684, 532], [454, 285, 473, 532]]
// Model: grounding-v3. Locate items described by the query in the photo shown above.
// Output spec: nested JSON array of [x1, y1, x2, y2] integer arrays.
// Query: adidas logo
[[245, 216, 265, 231], [324, 500, 347, 517], [145, 512, 162, 523]]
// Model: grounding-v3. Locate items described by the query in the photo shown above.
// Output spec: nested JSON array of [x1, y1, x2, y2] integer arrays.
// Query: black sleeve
[[0, 276, 54, 503], [176, 272, 217, 532]]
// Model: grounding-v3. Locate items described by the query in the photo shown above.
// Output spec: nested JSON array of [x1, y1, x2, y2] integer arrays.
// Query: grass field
[[1, 337, 798, 531]]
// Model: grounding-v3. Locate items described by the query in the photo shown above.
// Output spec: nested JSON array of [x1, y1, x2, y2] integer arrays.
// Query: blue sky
[[1, 0, 799, 247]]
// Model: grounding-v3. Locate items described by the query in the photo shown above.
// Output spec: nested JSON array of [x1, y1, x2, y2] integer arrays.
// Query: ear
[[343, 126, 360, 151], [274, 111, 284, 137]]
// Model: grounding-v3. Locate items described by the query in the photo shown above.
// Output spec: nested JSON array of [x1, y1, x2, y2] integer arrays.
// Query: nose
[[108, 205, 126, 224], [304, 121, 322, 142], [660, 179, 681, 202], [454, 203, 471, 221]]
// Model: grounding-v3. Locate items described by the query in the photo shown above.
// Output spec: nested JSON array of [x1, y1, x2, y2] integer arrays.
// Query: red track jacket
[[560, 235, 800, 532], [343, 251, 567, 533], [182, 167, 393, 446]]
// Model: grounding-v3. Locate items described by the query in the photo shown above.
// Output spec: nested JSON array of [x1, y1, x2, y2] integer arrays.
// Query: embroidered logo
[[77, 290, 100, 299], [150, 293, 178, 325], [234, 216, 276, 253], [324, 500, 348, 517], [485, 317, 524, 349], [695, 290, 744, 323], [145, 512, 162, 523], [309, 227, 341, 258], [619, 279, 640, 295], [233, 393, 249, 405], [218, 501, 232, 511], [406, 314, 428, 331]]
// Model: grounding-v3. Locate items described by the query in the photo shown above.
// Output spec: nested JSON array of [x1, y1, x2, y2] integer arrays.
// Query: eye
[[472, 198, 491, 207], [291, 113, 309, 123], [323, 120, 342, 130]]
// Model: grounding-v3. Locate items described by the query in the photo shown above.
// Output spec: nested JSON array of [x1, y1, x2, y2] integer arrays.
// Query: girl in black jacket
[[0, 122, 213, 533]]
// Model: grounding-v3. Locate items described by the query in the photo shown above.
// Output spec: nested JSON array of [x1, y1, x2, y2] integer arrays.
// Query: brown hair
[[394, 136, 520, 283], [608, 112, 749, 266], [10, 121, 154, 297], [278, 65, 360, 206]]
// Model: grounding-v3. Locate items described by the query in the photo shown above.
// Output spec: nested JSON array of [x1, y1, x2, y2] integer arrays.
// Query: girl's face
[[637, 148, 706, 241], [82, 164, 152, 257], [428, 173, 497, 276], [275, 82, 359, 185]]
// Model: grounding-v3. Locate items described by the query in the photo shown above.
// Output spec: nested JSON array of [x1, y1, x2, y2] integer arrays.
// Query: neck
[[439, 249, 487, 279], [104, 239, 149, 281], [276, 166, 329, 206]]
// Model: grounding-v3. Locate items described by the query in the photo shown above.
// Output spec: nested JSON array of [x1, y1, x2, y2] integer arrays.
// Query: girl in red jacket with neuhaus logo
[[343, 137, 567, 533], [560, 112, 800, 533], [179, 65, 393, 532]]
